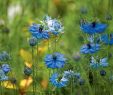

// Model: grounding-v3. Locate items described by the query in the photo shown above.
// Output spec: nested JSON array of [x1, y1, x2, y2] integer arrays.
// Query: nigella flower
[[101, 34, 113, 45], [29, 23, 49, 39], [90, 57, 100, 69], [44, 16, 64, 35], [80, 21, 107, 35], [50, 73, 68, 88], [64, 70, 75, 79], [100, 58, 108, 67], [44, 52, 66, 68], [0, 51, 10, 61], [1, 64, 11, 73], [0, 69, 8, 81], [80, 43, 100, 54], [90, 57, 108, 69]]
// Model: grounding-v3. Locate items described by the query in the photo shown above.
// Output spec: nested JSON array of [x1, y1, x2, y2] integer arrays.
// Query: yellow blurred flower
[[20, 49, 32, 63], [20, 76, 33, 90], [25, 62, 32, 68], [41, 79, 48, 90], [1, 81, 17, 89]]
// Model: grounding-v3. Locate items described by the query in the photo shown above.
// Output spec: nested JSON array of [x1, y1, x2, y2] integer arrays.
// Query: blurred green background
[[0, 0, 113, 95]]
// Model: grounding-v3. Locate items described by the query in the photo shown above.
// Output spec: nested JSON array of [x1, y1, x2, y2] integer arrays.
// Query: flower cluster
[[0, 51, 11, 81], [90, 57, 108, 69], [29, 16, 64, 46], [50, 70, 85, 88]]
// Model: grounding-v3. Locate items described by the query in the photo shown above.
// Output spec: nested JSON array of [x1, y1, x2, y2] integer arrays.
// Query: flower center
[[58, 75, 62, 82], [91, 22, 96, 28], [39, 26, 43, 33], [110, 34, 113, 39], [53, 55, 57, 61], [87, 44, 91, 49]]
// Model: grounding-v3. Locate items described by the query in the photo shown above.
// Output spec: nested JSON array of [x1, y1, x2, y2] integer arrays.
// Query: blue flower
[[90, 57, 100, 69], [101, 34, 113, 45], [0, 69, 8, 81], [90, 57, 108, 69], [44, 16, 64, 35], [100, 58, 108, 67], [29, 24, 49, 39], [44, 52, 66, 69], [80, 22, 107, 34], [80, 43, 100, 54], [64, 70, 75, 79], [2, 64, 11, 73], [50, 73, 68, 88], [0, 51, 10, 61]]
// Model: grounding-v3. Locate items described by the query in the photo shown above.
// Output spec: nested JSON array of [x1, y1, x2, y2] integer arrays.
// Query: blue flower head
[[29, 23, 49, 39], [0, 69, 8, 81], [80, 22, 107, 34], [50, 73, 68, 88], [90, 57, 108, 69], [2, 63, 11, 73], [0, 51, 10, 61], [100, 58, 108, 67], [44, 52, 67, 69], [64, 70, 75, 79], [44, 16, 64, 35], [101, 34, 113, 45], [90, 57, 100, 69], [80, 43, 100, 54]]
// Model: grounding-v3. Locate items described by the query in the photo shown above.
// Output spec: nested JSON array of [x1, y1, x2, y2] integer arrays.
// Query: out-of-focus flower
[[101, 34, 113, 45], [25, 62, 32, 68], [90, 57, 108, 69], [29, 37, 37, 46], [24, 66, 32, 76], [80, 7, 88, 14], [20, 76, 33, 90], [90, 57, 100, 69], [80, 43, 100, 54], [64, 70, 75, 79], [44, 52, 67, 68], [50, 73, 68, 88], [20, 49, 32, 63], [41, 79, 48, 89], [1, 64, 11, 73], [1, 79, 17, 89], [44, 16, 64, 35], [0, 51, 10, 61], [80, 22, 107, 34], [100, 58, 108, 67], [72, 52, 81, 61], [29, 24, 49, 39], [8, 4, 22, 22], [0, 69, 8, 81]]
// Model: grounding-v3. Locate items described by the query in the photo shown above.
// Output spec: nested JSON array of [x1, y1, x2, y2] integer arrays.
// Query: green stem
[[32, 47, 35, 95]]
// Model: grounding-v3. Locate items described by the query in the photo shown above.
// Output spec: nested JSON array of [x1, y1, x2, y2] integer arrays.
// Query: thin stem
[[32, 47, 35, 95]]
